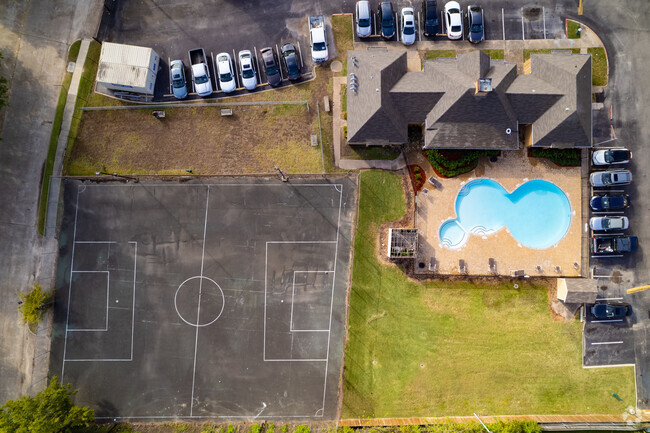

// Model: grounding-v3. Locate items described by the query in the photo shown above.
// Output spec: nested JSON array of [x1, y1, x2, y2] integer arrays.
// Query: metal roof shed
[[96, 42, 160, 95]]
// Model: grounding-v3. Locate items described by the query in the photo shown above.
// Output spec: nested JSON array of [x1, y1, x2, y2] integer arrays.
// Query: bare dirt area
[[65, 104, 323, 175]]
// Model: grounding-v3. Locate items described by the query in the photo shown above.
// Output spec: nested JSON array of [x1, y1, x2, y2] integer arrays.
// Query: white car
[[355, 1, 372, 37], [590, 216, 629, 231], [590, 170, 633, 187], [238, 50, 257, 91], [401, 8, 416, 45], [592, 148, 632, 165], [169, 60, 187, 99], [444, 1, 463, 40], [216, 52, 236, 93]]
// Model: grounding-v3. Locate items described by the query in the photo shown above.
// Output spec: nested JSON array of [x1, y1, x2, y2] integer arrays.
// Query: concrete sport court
[[49, 177, 357, 421]]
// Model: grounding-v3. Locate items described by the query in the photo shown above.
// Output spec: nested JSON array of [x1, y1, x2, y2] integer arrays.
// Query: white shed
[[96, 42, 160, 95]]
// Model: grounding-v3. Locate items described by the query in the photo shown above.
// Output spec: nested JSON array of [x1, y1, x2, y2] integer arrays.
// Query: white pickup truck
[[188, 48, 213, 97], [309, 16, 329, 63]]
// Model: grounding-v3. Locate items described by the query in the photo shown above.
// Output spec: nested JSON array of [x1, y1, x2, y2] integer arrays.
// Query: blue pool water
[[439, 178, 572, 250]]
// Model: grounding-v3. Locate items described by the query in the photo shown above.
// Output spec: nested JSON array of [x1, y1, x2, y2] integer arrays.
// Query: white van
[[356, 1, 372, 37]]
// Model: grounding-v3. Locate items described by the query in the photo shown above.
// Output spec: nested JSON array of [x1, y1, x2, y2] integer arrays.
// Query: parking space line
[[168, 57, 172, 94], [418, 11, 422, 41], [211, 51, 218, 91], [232, 49, 240, 89], [591, 341, 624, 345], [521, 9, 525, 40], [276, 44, 284, 80], [395, 12, 399, 42], [297, 41, 304, 70], [253, 46, 262, 83], [598, 297, 624, 301], [542, 6, 547, 39], [591, 319, 624, 323], [501, 8, 505, 40], [373, 14, 377, 36]]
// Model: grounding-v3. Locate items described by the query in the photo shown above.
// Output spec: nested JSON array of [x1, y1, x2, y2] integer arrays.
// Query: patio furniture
[[535, 265, 543, 273], [555, 266, 562, 273], [512, 269, 525, 277], [429, 257, 437, 272], [459, 259, 467, 274]]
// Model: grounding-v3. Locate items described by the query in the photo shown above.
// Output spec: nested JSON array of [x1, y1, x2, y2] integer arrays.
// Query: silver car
[[590, 170, 633, 187], [216, 52, 236, 94], [238, 50, 257, 91], [170, 60, 188, 99]]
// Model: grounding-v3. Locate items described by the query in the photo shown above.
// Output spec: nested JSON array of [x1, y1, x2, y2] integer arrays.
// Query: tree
[[18, 283, 53, 327], [0, 52, 8, 109], [0, 377, 94, 432]]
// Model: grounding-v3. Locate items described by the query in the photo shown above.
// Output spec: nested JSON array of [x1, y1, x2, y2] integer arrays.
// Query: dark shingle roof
[[346, 49, 592, 149]]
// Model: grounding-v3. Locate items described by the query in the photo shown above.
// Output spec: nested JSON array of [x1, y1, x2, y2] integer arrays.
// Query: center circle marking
[[174, 276, 225, 327]]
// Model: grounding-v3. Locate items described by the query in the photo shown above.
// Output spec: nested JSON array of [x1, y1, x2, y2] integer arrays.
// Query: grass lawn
[[332, 14, 354, 76], [479, 49, 505, 60], [589, 47, 608, 86], [523, 48, 580, 62], [342, 171, 635, 418], [567, 20, 581, 39]]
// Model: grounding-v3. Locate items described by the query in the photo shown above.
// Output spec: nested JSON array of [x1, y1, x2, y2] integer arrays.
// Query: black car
[[467, 5, 484, 43], [590, 194, 630, 211], [260, 47, 281, 87], [423, 0, 439, 36], [591, 303, 630, 320], [280, 43, 302, 81], [378, 2, 395, 39]]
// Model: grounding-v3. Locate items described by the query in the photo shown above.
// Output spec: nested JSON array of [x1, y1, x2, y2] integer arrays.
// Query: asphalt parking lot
[[49, 177, 357, 420]]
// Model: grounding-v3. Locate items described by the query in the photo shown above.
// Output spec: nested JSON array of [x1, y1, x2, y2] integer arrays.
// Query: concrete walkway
[[0, 0, 103, 402], [45, 39, 91, 237]]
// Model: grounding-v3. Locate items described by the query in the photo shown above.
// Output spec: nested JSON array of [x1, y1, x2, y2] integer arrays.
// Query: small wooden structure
[[557, 278, 598, 304]]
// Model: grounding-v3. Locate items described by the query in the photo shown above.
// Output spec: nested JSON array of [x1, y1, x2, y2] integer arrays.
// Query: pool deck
[[414, 147, 584, 277]]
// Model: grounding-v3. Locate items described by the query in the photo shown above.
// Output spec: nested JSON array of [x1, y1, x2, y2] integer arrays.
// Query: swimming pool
[[439, 178, 572, 250]]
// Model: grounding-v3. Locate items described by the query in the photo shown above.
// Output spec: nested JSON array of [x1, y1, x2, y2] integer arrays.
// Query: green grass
[[332, 14, 354, 76], [523, 48, 580, 62], [342, 171, 635, 418], [343, 146, 401, 160], [423, 50, 457, 61], [37, 41, 82, 234], [567, 20, 581, 39], [589, 47, 608, 86], [479, 49, 505, 60], [341, 84, 347, 116]]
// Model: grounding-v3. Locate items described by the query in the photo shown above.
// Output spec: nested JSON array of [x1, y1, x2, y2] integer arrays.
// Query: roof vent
[[478, 78, 492, 92], [505, 128, 512, 135]]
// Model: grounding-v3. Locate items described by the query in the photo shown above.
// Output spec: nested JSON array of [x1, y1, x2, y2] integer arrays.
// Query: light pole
[[95, 171, 139, 183], [274, 166, 288, 182]]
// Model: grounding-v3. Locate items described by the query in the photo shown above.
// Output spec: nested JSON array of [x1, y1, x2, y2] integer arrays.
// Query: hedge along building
[[345, 50, 593, 150]]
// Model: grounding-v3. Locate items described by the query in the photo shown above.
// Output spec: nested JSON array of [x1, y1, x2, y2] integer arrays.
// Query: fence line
[[80, 100, 310, 111]]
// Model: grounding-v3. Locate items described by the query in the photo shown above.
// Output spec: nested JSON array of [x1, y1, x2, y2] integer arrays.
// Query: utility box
[[97, 42, 160, 95]]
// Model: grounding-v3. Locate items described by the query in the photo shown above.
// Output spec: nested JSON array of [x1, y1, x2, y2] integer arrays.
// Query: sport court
[[49, 177, 356, 420]]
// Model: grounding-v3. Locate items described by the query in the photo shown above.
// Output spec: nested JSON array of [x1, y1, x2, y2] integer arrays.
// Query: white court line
[[80, 183, 344, 188], [75, 240, 117, 244], [267, 241, 337, 244], [319, 182, 343, 416], [190, 186, 210, 417], [591, 341, 624, 345], [61, 186, 82, 379], [290, 271, 334, 332], [129, 241, 137, 361], [67, 271, 110, 332]]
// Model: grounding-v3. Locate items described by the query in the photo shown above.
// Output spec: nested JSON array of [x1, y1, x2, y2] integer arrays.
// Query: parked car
[[592, 148, 632, 165], [281, 43, 302, 81], [356, 1, 372, 37], [467, 5, 484, 43], [591, 303, 630, 319], [444, 1, 463, 40], [423, 0, 439, 36], [400, 7, 416, 45], [216, 52, 236, 93], [238, 50, 257, 91], [188, 48, 213, 97], [590, 194, 630, 211], [169, 60, 188, 99], [589, 216, 629, 231], [260, 47, 281, 87], [378, 2, 395, 39], [590, 170, 633, 187], [592, 236, 637, 255]]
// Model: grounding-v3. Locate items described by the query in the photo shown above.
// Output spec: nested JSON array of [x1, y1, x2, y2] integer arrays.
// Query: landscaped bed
[[342, 170, 635, 418]]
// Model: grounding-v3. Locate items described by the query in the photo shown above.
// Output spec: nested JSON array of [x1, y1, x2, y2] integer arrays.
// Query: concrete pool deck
[[414, 147, 583, 277]]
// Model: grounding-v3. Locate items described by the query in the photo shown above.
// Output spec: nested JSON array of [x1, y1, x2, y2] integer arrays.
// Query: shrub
[[528, 147, 581, 166], [413, 166, 420, 173], [425, 149, 500, 178], [267, 424, 275, 433], [294, 426, 310, 433], [18, 283, 53, 327], [414, 173, 422, 181], [251, 424, 263, 433]]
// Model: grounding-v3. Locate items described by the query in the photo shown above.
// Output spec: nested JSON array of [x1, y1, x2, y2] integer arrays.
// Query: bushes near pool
[[425, 149, 500, 178], [528, 147, 581, 166]]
